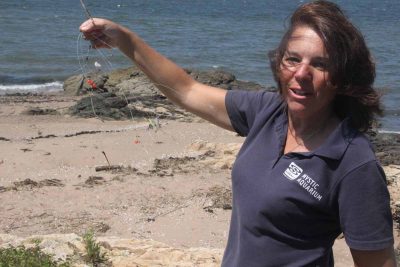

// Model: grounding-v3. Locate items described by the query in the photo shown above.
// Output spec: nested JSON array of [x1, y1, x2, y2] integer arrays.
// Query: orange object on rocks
[[86, 78, 97, 89]]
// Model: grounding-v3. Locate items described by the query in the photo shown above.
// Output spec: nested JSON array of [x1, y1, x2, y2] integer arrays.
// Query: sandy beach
[[0, 91, 399, 266]]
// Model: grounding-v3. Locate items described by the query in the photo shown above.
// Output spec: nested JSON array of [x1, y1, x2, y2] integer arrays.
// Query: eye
[[312, 59, 329, 71], [283, 56, 301, 66]]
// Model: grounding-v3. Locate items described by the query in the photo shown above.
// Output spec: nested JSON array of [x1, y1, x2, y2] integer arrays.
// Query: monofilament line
[[80, 0, 95, 23]]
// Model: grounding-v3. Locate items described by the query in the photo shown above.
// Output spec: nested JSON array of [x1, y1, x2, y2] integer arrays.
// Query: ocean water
[[0, 0, 399, 131]]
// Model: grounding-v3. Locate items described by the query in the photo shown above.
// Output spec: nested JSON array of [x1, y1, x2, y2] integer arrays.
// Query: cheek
[[319, 72, 331, 88], [278, 77, 286, 95], [278, 69, 292, 88], [316, 83, 337, 104]]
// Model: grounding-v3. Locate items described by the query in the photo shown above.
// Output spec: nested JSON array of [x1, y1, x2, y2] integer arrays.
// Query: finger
[[80, 18, 103, 32], [79, 19, 95, 32]]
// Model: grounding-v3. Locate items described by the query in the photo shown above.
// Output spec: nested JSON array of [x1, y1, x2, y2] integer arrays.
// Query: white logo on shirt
[[283, 162, 323, 201], [283, 162, 303, 180]]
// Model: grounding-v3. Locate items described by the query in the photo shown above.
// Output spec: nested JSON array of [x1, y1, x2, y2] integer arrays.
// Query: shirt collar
[[312, 117, 357, 160], [274, 108, 357, 160]]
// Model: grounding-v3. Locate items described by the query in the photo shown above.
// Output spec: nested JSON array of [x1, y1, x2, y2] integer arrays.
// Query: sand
[[0, 93, 398, 266]]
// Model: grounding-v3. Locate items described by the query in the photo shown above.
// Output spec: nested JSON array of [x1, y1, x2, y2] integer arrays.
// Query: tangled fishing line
[[77, 0, 134, 122], [77, 0, 185, 136]]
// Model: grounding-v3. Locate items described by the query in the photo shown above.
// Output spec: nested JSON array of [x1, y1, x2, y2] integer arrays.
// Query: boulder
[[64, 67, 276, 120], [63, 66, 275, 97]]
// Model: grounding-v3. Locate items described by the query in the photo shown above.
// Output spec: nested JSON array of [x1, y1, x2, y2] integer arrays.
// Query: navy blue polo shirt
[[222, 90, 393, 267]]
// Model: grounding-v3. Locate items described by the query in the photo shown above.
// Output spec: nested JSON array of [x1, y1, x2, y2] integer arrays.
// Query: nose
[[294, 63, 312, 81]]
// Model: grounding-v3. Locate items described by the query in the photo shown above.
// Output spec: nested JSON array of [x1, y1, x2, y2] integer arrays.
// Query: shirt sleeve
[[225, 90, 281, 136], [336, 160, 394, 250]]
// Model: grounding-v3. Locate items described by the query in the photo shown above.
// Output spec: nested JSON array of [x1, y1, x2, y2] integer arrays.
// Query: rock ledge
[[0, 234, 223, 267]]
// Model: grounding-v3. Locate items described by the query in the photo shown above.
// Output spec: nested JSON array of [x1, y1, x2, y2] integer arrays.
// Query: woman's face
[[279, 26, 336, 119]]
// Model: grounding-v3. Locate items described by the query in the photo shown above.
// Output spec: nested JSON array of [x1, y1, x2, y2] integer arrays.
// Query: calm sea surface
[[0, 0, 399, 131]]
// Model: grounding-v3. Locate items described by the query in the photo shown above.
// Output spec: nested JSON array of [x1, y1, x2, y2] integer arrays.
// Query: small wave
[[0, 82, 63, 94], [378, 129, 400, 135]]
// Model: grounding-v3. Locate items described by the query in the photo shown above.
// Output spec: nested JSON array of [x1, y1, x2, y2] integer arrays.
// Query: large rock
[[0, 234, 223, 267], [63, 66, 275, 97], [64, 67, 275, 120], [106, 67, 159, 96]]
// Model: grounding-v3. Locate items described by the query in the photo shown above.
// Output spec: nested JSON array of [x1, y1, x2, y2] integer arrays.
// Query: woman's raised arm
[[80, 18, 234, 131]]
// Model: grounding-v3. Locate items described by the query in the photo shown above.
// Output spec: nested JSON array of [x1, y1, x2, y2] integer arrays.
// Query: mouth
[[289, 88, 312, 97]]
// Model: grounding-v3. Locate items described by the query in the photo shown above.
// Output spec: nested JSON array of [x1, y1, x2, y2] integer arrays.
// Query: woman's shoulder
[[226, 90, 283, 113], [227, 89, 281, 102], [342, 124, 381, 168], [225, 90, 284, 136], [332, 126, 387, 193]]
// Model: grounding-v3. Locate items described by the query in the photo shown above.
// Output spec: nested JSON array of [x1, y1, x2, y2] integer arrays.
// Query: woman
[[80, 1, 396, 266]]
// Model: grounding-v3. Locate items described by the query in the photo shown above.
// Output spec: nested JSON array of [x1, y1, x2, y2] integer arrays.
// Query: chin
[[287, 103, 309, 117]]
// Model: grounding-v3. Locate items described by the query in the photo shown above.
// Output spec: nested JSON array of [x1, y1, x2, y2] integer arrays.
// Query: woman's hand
[[79, 18, 126, 49]]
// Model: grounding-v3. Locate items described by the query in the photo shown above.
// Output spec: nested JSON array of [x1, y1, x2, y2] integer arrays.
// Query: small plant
[[83, 230, 108, 266], [29, 238, 42, 246], [0, 245, 70, 267]]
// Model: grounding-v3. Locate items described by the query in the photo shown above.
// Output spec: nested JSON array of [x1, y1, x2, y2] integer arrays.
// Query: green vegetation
[[82, 230, 108, 266], [0, 231, 109, 267], [0, 245, 70, 267], [29, 238, 42, 246]]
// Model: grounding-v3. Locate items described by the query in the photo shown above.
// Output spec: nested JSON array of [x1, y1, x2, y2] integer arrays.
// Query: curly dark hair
[[269, 0, 382, 131]]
